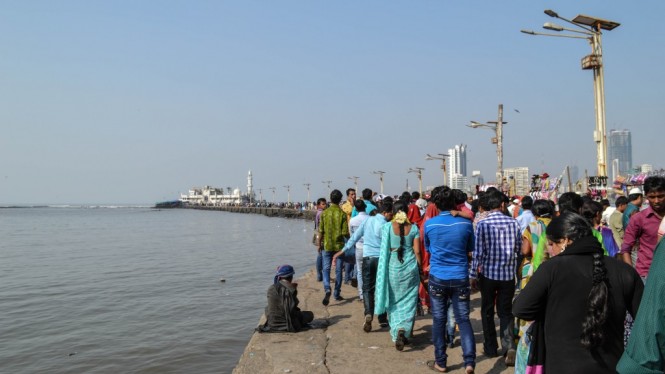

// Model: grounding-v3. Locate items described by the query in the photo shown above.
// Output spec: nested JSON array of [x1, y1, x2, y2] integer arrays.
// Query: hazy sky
[[2, 1, 663, 205]]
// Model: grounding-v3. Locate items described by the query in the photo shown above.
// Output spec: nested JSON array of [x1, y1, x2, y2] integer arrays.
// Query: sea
[[0, 206, 316, 374]]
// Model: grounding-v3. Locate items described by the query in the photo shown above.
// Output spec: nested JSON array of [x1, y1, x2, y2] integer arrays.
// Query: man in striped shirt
[[470, 189, 521, 366]]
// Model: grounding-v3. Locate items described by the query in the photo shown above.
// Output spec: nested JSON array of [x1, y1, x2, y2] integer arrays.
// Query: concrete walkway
[[233, 269, 514, 374]]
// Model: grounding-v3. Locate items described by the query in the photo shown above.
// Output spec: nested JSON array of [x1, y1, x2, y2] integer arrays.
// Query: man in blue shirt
[[470, 189, 521, 366], [335, 201, 392, 332], [424, 187, 476, 373]]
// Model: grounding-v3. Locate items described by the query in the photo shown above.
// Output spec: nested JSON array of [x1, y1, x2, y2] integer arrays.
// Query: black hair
[[330, 189, 343, 204], [400, 191, 412, 207], [393, 201, 408, 263], [546, 212, 593, 242], [316, 197, 327, 206], [614, 196, 628, 207], [346, 188, 356, 196], [558, 192, 584, 214], [380, 201, 393, 214], [480, 190, 504, 211], [521, 196, 534, 210], [644, 176, 665, 195], [580, 200, 602, 226], [600, 199, 610, 209], [434, 186, 456, 211], [411, 191, 420, 200], [532, 199, 553, 218], [628, 193, 642, 202], [362, 188, 373, 201], [354, 199, 366, 212], [545, 213, 609, 350], [429, 186, 443, 202], [452, 189, 466, 205]]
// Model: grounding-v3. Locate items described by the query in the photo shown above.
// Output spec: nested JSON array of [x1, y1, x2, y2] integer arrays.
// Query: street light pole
[[426, 153, 449, 186], [303, 183, 311, 204], [408, 167, 425, 194], [521, 10, 620, 177], [372, 171, 385, 194], [322, 180, 332, 195], [468, 104, 507, 185], [268, 187, 276, 204], [283, 185, 291, 204]]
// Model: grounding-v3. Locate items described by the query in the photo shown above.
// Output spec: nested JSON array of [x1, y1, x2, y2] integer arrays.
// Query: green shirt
[[319, 204, 349, 252], [617, 239, 665, 373]]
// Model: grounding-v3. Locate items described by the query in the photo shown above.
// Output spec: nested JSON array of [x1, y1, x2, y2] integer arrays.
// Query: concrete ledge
[[233, 270, 512, 374]]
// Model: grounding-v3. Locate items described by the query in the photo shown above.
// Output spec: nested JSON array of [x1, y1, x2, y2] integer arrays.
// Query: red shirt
[[620, 206, 663, 277]]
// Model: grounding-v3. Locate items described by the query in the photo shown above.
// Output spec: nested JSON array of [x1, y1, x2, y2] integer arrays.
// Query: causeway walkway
[[233, 269, 513, 374]]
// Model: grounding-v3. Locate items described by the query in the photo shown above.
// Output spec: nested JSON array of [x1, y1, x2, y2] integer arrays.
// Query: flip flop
[[426, 360, 447, 373]]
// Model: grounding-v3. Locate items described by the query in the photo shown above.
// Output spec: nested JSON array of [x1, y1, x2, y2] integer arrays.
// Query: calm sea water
[[0, 207, 315, 374]]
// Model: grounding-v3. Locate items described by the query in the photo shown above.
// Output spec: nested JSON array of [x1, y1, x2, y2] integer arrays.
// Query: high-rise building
[[608, 130, 632, 176], [504, 167, 530, 196], [448, 144, 468, 191]]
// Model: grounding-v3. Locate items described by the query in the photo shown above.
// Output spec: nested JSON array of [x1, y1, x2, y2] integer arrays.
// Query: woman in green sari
[[375, 201, 423, 351]]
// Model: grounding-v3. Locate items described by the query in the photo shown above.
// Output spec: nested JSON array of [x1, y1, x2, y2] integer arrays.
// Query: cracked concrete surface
[[233, 269, 513, 374]]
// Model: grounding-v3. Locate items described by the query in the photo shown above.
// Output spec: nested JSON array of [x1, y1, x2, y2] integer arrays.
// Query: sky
[[2, 1, 664, 205]]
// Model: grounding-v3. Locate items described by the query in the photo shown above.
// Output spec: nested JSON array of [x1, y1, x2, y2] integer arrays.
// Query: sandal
[[426, 360, 447, 373], [395, 329, 406, 351]]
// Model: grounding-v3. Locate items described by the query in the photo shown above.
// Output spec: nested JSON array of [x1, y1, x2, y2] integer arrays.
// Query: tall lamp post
[[348, 176, 359, 192], [372, 171, 385, 194], [303, 183, 311, 204], [468, 104, 507, 185], [408, 167, 425, 195], [521, 10, 620, 178], [426, 153, 449, 186], [322, 180, 332, 195], [268, 187, 276, 204], [283, 185, 291, 204]]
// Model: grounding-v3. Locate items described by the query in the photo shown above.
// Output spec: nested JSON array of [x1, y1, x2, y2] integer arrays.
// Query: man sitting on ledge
[[259, 265, 313, 332]]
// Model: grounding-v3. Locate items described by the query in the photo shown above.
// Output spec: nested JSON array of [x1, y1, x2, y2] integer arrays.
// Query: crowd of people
[[261, 176, 665, 373]]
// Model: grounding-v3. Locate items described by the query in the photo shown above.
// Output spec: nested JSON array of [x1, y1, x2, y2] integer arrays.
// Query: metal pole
[[418, 171, 423, 195], [592, 30, 607, 177], [442, 159, 448, 186], [497, 104, 504, 185]]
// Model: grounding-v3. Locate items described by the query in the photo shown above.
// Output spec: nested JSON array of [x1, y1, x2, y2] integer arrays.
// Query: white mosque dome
[[233, 188, 241, 195]]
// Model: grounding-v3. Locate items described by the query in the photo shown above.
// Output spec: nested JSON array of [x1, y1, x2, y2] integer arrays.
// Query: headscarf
[[274, 264, 295, 284]]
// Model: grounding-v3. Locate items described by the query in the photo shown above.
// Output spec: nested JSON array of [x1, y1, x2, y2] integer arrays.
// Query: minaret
[[247, 170, 253, 198]]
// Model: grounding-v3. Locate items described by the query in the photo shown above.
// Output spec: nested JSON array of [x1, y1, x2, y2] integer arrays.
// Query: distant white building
[[504, 167, 530, 196], [641, 164, 653, 173], [179, 170, 256, 205], [448, 144, 468, 191]]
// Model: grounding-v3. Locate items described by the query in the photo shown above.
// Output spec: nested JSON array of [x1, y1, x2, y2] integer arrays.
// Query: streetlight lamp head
[[543, 22, 564, 31], [468, 121, 482, 128], [520, 29, 536, 35], [544, 9, 559, 18]]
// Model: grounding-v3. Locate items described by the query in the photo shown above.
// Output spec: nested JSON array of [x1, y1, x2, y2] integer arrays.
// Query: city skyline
[[2, 2, 664, 204]]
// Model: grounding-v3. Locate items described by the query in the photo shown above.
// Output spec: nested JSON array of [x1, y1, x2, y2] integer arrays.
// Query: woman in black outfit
[[513, 213, 643, 373]]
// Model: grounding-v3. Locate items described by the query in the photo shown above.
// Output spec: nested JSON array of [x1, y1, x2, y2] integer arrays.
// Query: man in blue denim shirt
[[424, 187, 476, 374]]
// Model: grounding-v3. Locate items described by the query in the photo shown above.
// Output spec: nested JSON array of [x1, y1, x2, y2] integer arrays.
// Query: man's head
[[346, 188, 356, 202], [316, 197, 327, 210], [411, 191, 420, 201], [354, 199, 366, 213], [362, 188, 373, 201], [479, 189, 504, 211], [274, 264, 295, 284], [628, 187, 644, 207], [452, 189, 467, 205], [434, 186, 456, 211], [521, 196, 533, 210], [330, 189, 343, 205], [600, 199, 610, 211], [379, 200, 394, 220], [614, 196, 628, 213], [644, 176, 665, 215], [558, 192, 584, 214]]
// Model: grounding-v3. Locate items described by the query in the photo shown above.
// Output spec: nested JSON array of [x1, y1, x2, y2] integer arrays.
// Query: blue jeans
[[322, 250, 343, 298], [429, 275, 476, 369], [446, 299, 456, 345], [316, 250, 323, 281]]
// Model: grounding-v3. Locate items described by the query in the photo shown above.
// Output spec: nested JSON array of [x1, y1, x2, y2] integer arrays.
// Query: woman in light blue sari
[[375, 201, 423, 351]]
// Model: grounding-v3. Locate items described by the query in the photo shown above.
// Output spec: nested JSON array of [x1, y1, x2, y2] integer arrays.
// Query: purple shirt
[[620, 206, 662, 277]]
